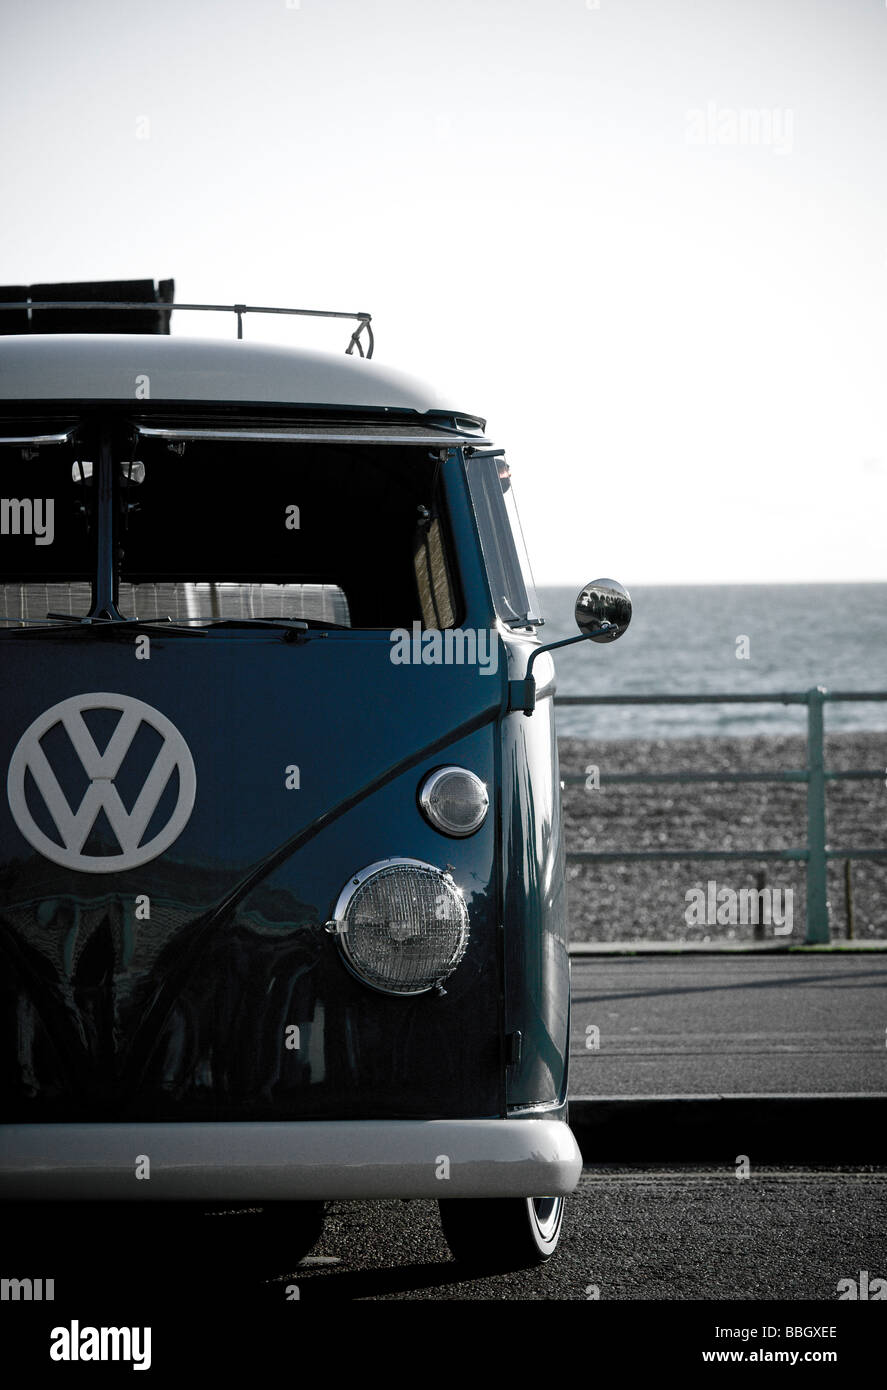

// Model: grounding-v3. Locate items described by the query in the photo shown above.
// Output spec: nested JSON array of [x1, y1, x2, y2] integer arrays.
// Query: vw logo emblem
[[6, 693, 196, 873]]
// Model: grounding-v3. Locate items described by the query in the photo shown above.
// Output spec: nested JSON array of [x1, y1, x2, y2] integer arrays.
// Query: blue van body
[[0, 300, 628, 1265]]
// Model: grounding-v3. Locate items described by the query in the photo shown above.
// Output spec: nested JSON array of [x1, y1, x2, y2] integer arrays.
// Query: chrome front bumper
[[0, 1119, 583, 1201]]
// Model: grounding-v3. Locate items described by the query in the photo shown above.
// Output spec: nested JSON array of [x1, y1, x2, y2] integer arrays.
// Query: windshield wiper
[[0, 615, 351, 638], [199, 617, 308, 630], [197, 617, 352, 633], [0, 614, 208, 637]]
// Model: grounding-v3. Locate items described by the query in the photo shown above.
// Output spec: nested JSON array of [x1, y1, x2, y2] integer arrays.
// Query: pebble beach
[[558, 732, 886, 943]]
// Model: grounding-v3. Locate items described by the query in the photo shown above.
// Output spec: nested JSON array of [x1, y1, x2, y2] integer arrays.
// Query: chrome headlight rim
[[418, 765, 490, 838], [326, 857, 469, 997]]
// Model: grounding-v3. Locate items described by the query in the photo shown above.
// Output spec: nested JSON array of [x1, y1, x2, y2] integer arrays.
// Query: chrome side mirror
[[575, 578, 632, 643], [508, 577, 632, 715]]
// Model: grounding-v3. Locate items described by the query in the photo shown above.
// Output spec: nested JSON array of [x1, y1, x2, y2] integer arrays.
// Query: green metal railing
[[557, 687, 887, 944]]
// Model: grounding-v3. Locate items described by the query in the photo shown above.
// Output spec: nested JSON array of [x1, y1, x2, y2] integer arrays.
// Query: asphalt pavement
[[568, 952, 887, 1094], [282, 1166, 887, 1302], [567, 950, 887, 1160]]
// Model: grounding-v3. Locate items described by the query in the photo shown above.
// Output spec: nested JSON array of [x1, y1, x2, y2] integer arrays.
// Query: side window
[[466, 454, 543, 626]]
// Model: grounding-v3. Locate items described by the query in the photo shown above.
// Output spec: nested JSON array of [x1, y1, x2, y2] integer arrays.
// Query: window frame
[[464, 449, 544, 629]]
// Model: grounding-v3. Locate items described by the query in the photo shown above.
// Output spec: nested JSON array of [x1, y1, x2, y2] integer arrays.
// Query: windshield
[[0, 424, 463, 630]]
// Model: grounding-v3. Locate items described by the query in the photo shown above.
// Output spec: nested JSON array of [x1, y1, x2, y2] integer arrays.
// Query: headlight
[[418, 766, 489, 838], [325, 858, 470, 996]]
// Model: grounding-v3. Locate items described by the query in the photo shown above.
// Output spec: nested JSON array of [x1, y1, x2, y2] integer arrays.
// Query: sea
[[536, 583, 887, 740]]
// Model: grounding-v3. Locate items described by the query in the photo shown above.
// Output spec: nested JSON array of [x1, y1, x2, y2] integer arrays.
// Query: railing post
[[805, 686, 830, 943], [844, 858, 855, 940]]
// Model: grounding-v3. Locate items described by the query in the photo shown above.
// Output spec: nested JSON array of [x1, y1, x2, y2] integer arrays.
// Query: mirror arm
[[508, 624, 615, 716]]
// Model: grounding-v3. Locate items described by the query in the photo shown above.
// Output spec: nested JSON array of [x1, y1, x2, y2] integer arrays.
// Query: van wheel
[[438, 1196, 565, 1268]]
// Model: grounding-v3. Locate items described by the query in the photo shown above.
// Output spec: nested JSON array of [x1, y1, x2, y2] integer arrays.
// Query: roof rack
[[0, 281, 374, 356]]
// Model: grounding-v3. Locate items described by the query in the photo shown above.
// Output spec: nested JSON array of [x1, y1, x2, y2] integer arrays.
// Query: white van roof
[[0, 333, 466, 416]]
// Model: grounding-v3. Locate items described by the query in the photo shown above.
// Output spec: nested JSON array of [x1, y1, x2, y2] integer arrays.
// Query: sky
[[1, 0, 885, 586]]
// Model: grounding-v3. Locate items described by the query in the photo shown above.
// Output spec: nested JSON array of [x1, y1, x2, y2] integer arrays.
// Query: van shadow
[[4, 1201, 534, 1305], [255, 1260, 492, 1302]]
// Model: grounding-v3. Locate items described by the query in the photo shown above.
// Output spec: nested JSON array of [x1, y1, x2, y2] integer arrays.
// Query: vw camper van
[[0, 280, 630, 1270]]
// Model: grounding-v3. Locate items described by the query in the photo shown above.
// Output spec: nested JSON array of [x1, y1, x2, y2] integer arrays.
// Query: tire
[[439, 1196, 565, 1269]]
